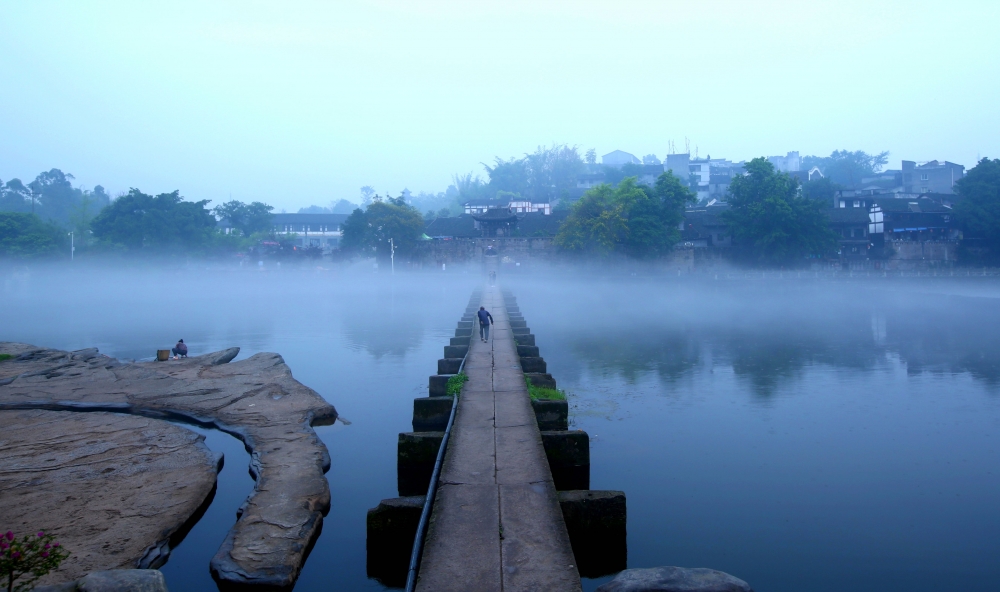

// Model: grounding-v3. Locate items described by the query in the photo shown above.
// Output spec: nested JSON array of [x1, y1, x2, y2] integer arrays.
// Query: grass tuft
[[525, 377, 567, 401], [446, 372, 468, 397], [0, 354, 14, 362]]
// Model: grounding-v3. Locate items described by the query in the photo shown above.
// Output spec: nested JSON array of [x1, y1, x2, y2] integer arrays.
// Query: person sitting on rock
[[172, 339, 188, 359]]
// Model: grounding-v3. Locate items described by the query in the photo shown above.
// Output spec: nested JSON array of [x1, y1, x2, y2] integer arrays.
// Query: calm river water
[[3, 267, 998, 591]]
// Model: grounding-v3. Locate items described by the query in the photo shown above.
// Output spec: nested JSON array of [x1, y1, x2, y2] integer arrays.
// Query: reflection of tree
[[567, 328, 700, 384], [884, 295, 1000, 388], [341, 304, 424, 359]]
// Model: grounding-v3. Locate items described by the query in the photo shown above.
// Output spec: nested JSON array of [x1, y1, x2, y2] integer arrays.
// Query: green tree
[[212, 200, 274, 236], [801, 177, 839, 203], [953, 158, 1000, 259], [0, 213, 68, 258], [0, 180, 32, 213], [340, 199, 425, 261], [722, 158, 837, 265], [90, 189, 217, 251], [802, 150, 889, 188], [330, 198, 358, 214], [556, 172, 694, 258]]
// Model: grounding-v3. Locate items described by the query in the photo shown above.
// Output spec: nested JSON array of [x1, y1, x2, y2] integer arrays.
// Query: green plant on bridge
[[446, 372, 468, 397], [0, 355, 14, 362]]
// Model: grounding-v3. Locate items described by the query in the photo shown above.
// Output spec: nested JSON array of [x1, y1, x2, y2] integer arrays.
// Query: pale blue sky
[[2, 0, 998, 211]]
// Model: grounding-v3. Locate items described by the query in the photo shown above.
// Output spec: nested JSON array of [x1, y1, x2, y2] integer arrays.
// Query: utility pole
[[389, 238, 395, 275], [68, 232, 74, 261]]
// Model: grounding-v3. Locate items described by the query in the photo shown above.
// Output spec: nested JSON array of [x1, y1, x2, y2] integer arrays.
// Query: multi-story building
[[902, 160, 965, 194]]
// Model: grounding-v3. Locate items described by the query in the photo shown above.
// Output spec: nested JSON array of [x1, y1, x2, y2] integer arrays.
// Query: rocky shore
[[0, 342, 338, 589]]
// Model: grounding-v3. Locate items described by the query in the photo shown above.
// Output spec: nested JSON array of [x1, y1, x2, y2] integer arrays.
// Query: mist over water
[[3, 265, 999, 591]]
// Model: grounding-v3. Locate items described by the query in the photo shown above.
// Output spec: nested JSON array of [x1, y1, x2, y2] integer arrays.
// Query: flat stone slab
[[0, 342, 338, 589], [596, 566, 754, 592], [0, 409, 219, 585]]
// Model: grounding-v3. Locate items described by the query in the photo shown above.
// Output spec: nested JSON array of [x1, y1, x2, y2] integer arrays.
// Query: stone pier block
[[438, 358, 463, 375], [444, 345, 469, 359], [428, 374, 455, 397], [526, 373, 556, 389], [513, 334, 535, 346], [457, 321, 473, 329], [455, 328, 472, 337], [512, 327, 531, 335], [517, 345, 540, 357], [366, 496, 425, 587], [520, 357, 547, 373], [398, 431, 444, 496], [542, 430, 590, 490], [509, 319, 527, 328], [532, 399, 568, 431], [558, 490, 627, 579], [413, 397, 454, 432], [507, 306, 520, 314], [450, 336, 471, 346]]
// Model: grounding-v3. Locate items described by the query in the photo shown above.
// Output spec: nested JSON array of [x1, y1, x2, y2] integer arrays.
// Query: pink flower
[[41, 551, 49, 558], [11, 551, 20, 560], [0, 541, 7, 550], [4, 531, 12, 540], [44, 543, 50, 549], [37, 531, 44, 537], [52, 542, 60, 548]]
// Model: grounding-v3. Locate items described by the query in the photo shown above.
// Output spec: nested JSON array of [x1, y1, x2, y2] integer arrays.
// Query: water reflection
[[552, 285, 1000, 395]]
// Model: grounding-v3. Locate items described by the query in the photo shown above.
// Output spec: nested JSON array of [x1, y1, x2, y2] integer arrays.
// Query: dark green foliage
[[802, 150, 889, 188], [953, 158, 1000, 260], [90, 189, 217, 251], [0, 170, 110, 231], [555, 172, 694, 258], [475, 144, 586, 204], [212, 200, 274, 236], [0, 354, 14, 362], [722, 158, 837, 265], [0, 213, 68, 258], [339, 198, 425, 261], [446, 372, 468, 397], [801, 177, 839, 203]]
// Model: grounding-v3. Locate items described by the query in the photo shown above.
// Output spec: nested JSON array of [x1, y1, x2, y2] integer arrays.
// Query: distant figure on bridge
[[489, 271, 496, 286], [172, 339, 188, 359], [477, 307, 493, 342]]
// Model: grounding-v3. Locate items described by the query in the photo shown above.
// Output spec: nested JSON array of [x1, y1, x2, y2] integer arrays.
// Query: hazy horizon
[[2, 0, 998, 211]]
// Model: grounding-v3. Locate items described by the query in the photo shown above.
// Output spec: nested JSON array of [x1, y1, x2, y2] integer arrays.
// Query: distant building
[[902, 160, 965, 194], [272, 213, 349, 251], [464, 197, 550, 215], [217, 213, 349, 252], [788, 167, 824, 184], [767, 151, 801, 172], [687, 157, 744, 202], [679, 203, 732, 248], [601, 150, 641, 168]]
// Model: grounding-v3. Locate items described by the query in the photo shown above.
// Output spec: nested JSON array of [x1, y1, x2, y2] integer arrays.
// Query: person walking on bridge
[[477, 306, 493, 342]]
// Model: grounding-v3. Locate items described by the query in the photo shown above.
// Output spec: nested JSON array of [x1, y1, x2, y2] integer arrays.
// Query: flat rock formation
[[0, 409, 219, 584], [36, 569, 171, 592], [0, 342, 338, 589]]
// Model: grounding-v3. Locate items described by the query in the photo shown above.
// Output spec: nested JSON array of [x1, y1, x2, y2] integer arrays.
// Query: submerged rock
[[596, 566, 754, 592], [0, 342, 338, 590], [78, 569, 170, 592]]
